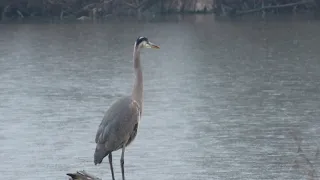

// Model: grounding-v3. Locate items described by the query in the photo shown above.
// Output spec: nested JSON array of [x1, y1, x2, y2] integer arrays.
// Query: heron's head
[[134, 36, 160, 50]]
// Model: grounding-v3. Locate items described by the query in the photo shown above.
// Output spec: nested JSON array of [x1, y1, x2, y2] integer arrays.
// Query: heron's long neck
[[132, 47, 143, 111]]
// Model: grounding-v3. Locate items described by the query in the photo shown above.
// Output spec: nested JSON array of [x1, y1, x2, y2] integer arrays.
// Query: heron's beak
[[146, 42, 160, 49]]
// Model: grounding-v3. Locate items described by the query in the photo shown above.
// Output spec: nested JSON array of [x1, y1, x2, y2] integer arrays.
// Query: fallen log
[[67, 170, 102, 180]]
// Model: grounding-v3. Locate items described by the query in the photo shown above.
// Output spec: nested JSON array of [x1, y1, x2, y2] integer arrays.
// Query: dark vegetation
[[0, 0, 158, 21], [213, 0, 320, 17], [0, 0, 211, 21], [1, 0, 320, 21]]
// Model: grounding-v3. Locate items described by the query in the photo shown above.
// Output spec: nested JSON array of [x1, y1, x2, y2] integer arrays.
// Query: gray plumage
[[94, 96, 140, 164], [93, 36, 160, 180]]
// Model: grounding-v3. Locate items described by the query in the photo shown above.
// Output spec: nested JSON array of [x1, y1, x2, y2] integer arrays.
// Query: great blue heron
[[94, 36, 160, 180]]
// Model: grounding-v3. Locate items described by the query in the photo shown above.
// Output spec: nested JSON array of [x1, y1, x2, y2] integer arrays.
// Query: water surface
[[0, 15, 319, 180]]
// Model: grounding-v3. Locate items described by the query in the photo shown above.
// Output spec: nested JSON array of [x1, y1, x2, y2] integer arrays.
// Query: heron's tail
[[94, 144, 109, 165]]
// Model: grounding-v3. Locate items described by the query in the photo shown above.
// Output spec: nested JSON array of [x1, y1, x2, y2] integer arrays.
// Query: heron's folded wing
[[95, 96, 139, 147]]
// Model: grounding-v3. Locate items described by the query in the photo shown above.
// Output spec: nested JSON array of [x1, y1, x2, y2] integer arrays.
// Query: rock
[[164, 0, 213, 13], [77, 16, 90, 20], [195, 0, 213, 12]]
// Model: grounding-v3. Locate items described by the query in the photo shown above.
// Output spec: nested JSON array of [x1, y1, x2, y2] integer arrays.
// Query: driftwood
[[67, 170, 102, 180]]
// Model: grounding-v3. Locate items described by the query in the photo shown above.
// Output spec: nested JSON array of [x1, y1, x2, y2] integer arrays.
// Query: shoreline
[[1, 12, 319, 24], [1, 0, 320, 23]]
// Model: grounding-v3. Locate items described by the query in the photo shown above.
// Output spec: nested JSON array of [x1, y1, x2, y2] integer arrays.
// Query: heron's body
[[93, 36, 159, 180], [94, 96, 140, 164]]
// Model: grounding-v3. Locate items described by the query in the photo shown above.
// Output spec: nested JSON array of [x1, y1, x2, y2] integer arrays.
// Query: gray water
[[0, 15, 320, 180]]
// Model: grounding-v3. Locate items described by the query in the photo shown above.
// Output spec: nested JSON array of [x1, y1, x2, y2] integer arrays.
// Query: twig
[[60, 10, 64, 20], [16, 10, 24, 18]]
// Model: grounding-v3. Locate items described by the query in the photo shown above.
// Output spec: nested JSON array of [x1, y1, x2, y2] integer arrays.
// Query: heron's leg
[[120, 145, 126, 180], [108, 153, 115, 180]]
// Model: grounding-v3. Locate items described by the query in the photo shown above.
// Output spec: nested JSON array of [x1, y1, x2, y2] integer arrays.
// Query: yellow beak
[[147, 42, 160, 49]]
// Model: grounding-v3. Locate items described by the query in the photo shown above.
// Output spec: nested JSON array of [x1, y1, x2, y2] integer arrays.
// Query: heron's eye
[[142, 41, 147, 47]]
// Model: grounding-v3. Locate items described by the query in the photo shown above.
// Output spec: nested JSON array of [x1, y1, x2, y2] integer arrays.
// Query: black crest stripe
[[135, 36, 148, 47]]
